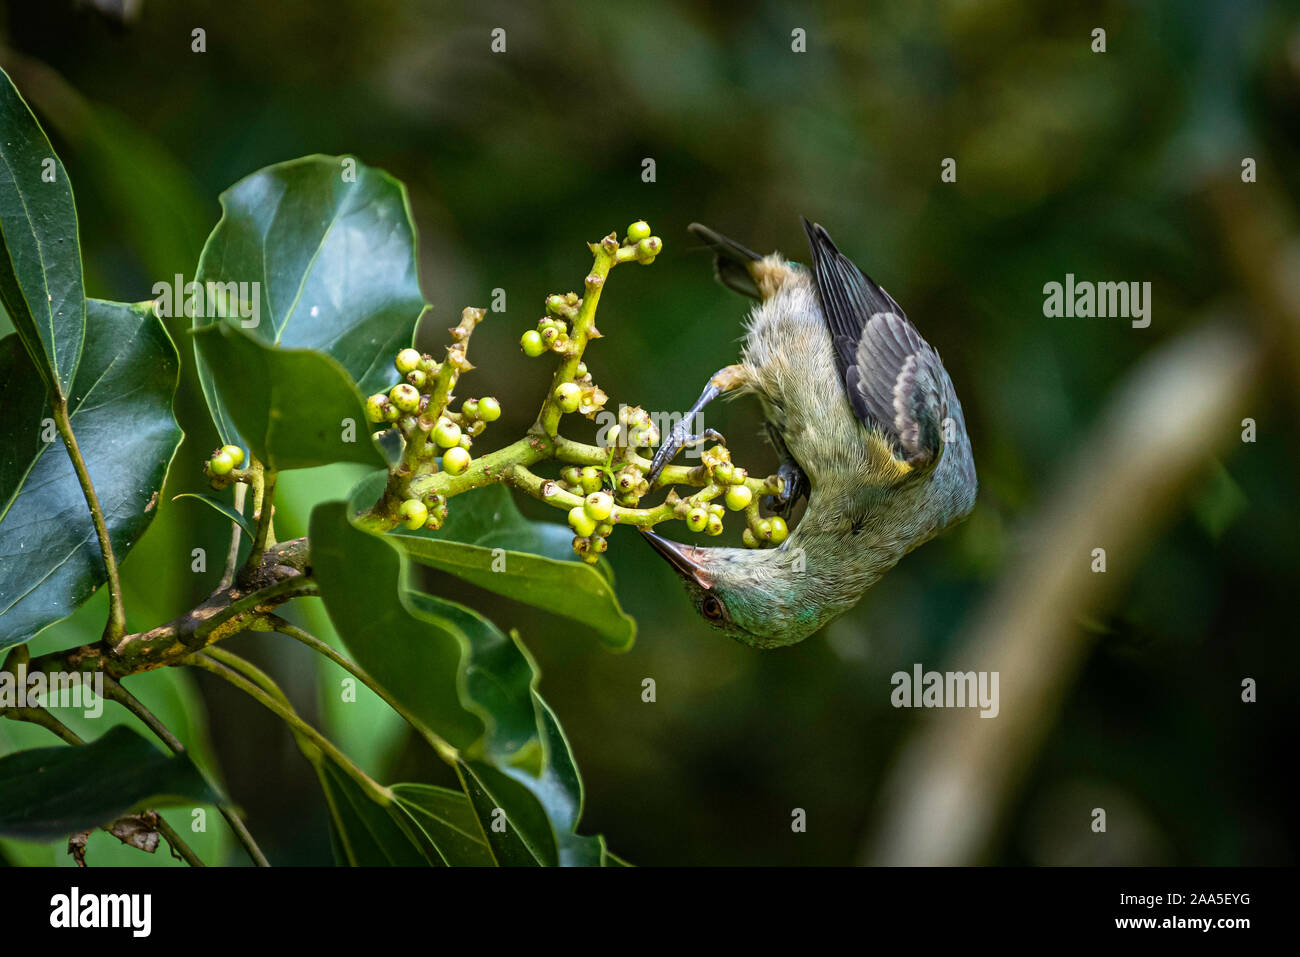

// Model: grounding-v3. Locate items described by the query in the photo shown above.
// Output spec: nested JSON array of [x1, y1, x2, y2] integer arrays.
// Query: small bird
[[640, 220, 977, 649]]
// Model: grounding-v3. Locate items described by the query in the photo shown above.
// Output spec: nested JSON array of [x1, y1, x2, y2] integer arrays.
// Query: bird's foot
[[647, 427, 726, 484], [763, 459, 807, 517]]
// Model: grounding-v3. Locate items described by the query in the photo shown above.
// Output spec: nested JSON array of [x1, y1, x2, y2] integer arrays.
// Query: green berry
[[708, 502, 725, 517], [560, 466, 581, 485], [521, 330, 545, 356], [383, 403, 401, 422], [579, 467, 603, 494], [478, 396, 501, 421], [461, 399, 480, 420], [686, 507, 708, 533], [442, 446, 471, 475], [592, 535, 608, 554], [574, 362, 587, 378], [400, 498, 429, 530], [546, 294, 567, 315], [365, 393, 389, 423], [433, 418, 462, 449], [769, 516, 789, 544], [725, 485, 753, 511], [407, 369, 427, 390], [595, 521, 614, 537], [554, 382, 581, 413], [706, 514, 724, 536], [742, 529, 758, 548], [395, 348, 422, 375], [390, 383, 421, 413], [584, 491, 614, 521], [458, 435, 472, 450], [712, 462, 734, 484], [627, 221, 651, 243], [636, 236, 662, 263], [756, 518, 773, 541], [568, 506, 597, 537], [209, 450, 235, 476], [220, 445, 245, 467]]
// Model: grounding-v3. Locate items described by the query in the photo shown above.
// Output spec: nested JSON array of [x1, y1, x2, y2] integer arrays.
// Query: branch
[[52, 399, 126, 643]]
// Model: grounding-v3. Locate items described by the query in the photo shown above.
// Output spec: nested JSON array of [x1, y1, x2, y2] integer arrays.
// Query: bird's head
[[638, 529, 831, 649]]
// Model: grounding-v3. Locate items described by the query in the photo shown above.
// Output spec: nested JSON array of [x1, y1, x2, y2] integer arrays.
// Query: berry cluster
[[206, 443, 246, 477]]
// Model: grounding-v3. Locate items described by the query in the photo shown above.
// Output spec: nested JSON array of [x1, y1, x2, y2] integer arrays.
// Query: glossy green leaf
[[0, 300, 181, 650], [0, 725, 222, 842], [349, 473, 636, 650], [191, 154, 424, 447], [308, 500, 542, 766], [391, 783, 495, 866], [171, 491, 253, 535], [191, 322, 385, 471], [0, 67, 84, 398], [312, 758, 431, 867]]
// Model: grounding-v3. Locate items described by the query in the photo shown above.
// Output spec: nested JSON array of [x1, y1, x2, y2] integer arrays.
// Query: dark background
[[1, 0, 1296, 865]]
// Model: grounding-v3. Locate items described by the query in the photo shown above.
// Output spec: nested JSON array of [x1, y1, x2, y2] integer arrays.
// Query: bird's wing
[[802, 218, 947, 469]]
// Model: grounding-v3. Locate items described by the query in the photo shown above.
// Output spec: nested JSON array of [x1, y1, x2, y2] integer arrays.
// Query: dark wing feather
[[802, 218, 947, 467]]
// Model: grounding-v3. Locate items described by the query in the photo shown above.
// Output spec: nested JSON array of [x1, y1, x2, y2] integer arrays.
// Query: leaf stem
[[151, 813, 206, 867], [51, 399, 126, 643], [219, 483, 248, 590]]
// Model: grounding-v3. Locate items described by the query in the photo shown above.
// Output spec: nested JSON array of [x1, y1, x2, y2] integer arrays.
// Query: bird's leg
[[647, 364, 746, 483], [763, 421, 808, 517]]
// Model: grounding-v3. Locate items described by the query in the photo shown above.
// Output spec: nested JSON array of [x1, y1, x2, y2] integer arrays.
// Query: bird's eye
[[701, 595, 725, 621]]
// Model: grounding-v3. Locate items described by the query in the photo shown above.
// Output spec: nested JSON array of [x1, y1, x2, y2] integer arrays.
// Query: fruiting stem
[[242, 465, 277, 582], [219, 483, 248, 590], [537, 234, 620, 436], [51, 399, 126, 643]]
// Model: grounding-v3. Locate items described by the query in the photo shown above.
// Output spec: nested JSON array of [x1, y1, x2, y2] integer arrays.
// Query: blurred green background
[[1, 0, 1296, 865]]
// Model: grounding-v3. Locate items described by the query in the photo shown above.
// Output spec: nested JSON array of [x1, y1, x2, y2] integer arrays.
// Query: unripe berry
[[725, 485, 753, 511], [742, 529, 758, 548], [732, 467, 748, 483], [407, 369, 427, 390], [686, 508, 708, 532], [592, 535, 608, 553], [575, 362, 588, 378], [708, 502, 725, 518], [546, 294, 567, 315], [560, 466, 581, 486], [568, 506, 597, 537], [706, 514, 724, 536], [626, 220, 651, 243], [442, 446, 471, 475], [769, 516, 789, 544], [390, 383, 421, 413], [712, 462, 734, 484], [458, 435, 472, 450], [554, 382, 581, 413], [461, 398, 479, 419], [579, 467, 603, 494], [209, 450, 235, 476], [433, 418, 462, 449], [541, 325, 559, 345], [478, 396, 501, 421], [521, 330, 545, 356], [636, 236, 662, 263], [395, 348, 422, 375], [220, 445, 245, 467], [383, 403, 401, 422], [584, 491, 614, 521], [365, 393, 389, 423], [756, 518, 774, 541], [595, 522, 614, 537], [400, 498, 428, 530]]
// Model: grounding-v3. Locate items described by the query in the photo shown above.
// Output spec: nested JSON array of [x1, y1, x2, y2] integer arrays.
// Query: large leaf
[[312, 758, 432, 867], [191, 154, 424, 447], [0, 67, 84, 399], [349, 473, 636, 650], [192, 322, 385, 471], [0, 725, 222, 841], [310, 500, 611, 865], [0, 300, 182, 650], [390, 783, 495, 866], [310, 501, 542, 766]]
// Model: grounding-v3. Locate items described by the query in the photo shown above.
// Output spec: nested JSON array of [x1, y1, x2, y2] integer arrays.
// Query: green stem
[[266, 616, 459, 764], [51, 399, 126, 643], [219, 482, 248, 590], [101, 675, 270, 867], [185, 651, 393, 806], [241, 466, 278, 582], [1, 705, 83, 745], [151, 813, 205, 867]]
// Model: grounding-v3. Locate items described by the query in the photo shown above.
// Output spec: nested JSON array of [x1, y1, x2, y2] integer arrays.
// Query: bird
[[639, 219, 977, 649]]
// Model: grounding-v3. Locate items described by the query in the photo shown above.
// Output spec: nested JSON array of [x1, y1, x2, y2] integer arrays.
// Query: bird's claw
[[647, 426, 727, 484], [763, 459, 807, 517]]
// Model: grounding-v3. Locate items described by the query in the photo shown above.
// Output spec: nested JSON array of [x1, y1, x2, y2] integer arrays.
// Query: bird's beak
[[638, 529, 715, 589]]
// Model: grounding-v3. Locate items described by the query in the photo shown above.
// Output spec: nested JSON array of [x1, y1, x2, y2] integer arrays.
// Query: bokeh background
[[1, 0, 1297, 865]]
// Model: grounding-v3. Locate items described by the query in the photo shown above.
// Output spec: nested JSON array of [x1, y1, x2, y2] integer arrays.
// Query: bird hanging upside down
[[640, 220, 977, 649]]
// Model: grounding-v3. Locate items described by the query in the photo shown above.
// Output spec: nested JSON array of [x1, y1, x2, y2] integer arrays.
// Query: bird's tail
[[688, 222, 763, 300]]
